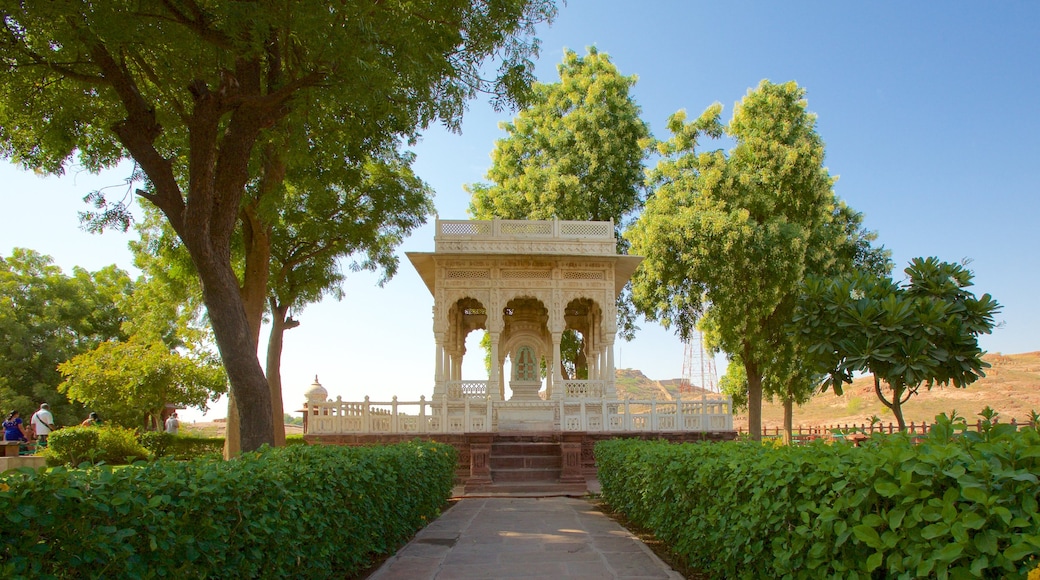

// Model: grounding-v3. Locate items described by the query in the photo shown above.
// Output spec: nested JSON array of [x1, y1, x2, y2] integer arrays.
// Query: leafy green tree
[[57, 336, 226, 429], [628, 80, 881, 440], [792, 257, 1001, 431], [0, 0, 555, 451], [263, 152, 433, 445], [466, 47, 652, 370], [0, 249, 132, 427]]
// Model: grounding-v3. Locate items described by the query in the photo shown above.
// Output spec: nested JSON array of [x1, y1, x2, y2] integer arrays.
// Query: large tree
[[793, 257, 1000, 431], [466, 47, 651, 369], [263, 151, 433, 446], [628, 80, 879, 440], [0, 249, 131, 428], [0, 0, 555, 451]]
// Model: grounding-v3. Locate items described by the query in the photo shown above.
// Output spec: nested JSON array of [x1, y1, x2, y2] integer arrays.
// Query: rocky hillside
[[618, 351, 1040, 430], [615, 368, 715, 400]]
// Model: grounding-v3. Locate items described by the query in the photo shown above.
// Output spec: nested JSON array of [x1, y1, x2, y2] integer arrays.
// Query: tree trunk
[[873, 374, 907, 432], [194, 257, 274, 453], [266, 299, 295, 447], [782, 398, 793, 445], [223, 203, 273, 458], [744, 353, 763, 441]]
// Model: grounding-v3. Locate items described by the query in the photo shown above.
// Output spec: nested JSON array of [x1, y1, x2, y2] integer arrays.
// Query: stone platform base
[[497, 407, 554, 431], [0, 456, 47, 473], [306, 430, 736, 496]]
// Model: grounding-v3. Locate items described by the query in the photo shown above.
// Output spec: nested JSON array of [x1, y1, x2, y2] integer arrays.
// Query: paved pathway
[[368, 497, 683, 579]]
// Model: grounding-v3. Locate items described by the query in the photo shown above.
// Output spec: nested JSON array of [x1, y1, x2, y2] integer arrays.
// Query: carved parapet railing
[[557, 396, 734, 433], [305, 394, 734, 435], [306, 396, 495, 435], [446, 380, 489, 400], [435, 219, 616, 255], [561, 380, 603, 398]]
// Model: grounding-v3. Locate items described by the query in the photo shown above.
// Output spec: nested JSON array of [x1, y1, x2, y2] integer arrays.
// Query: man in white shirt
[[30, 403, 56, 445], [165, 412, 180, 435]]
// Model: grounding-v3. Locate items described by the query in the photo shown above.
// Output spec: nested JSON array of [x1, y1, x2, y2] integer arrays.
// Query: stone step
[[491, 442, 560, 456], [491, 467, 561, 483], [490, 454, 561, 470], [462, 481, 589, 497]]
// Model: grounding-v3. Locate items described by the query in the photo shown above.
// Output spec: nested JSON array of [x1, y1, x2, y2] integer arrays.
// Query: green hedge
[[43, 426, 151, 467], [138, 431, 224, 461], [0, 440, 457, 578], [597, 415, 1040, 579]]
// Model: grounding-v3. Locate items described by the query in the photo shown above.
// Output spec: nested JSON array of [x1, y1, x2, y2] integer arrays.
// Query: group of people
[[2, 403, 59, 445], [2, 405, 181, 444], [1, 404, 110, 446]]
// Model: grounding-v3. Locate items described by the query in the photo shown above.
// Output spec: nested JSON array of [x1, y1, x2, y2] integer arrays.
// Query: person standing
[[80, 411, 102, 427], [30, 403, 56, 446], [164, 412, 180, 435], [2, 410, 29, 442]]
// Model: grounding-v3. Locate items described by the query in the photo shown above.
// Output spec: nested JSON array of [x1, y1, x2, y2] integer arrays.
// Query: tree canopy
[[793, 257, 1001, 430], [628, 80, 883, 440], [466, 47, 651, 371], [0, 0, 556, 451], [467, 46, 651, 240], [0, 249, 131, 427]]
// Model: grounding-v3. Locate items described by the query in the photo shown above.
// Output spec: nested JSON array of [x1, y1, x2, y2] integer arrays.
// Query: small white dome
[[304, 375, 328, 403]]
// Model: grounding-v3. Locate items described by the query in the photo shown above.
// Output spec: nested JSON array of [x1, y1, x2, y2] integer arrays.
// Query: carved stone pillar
[[559, 433, 586, 485], [467, 434, 494, 486], [489, 331, 502, 401], [604, 338, 617, 399], [433, 332, 446, 399]]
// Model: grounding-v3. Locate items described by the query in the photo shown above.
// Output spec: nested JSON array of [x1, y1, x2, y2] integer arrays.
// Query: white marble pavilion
[[303, 219, 732, 435]]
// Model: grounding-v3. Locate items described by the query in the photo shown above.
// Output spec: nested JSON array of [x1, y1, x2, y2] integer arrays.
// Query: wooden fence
[[739, 418, 1036, 440]]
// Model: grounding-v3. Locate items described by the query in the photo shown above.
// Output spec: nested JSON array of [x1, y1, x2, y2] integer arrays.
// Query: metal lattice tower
[[680, 329, 718, 394]]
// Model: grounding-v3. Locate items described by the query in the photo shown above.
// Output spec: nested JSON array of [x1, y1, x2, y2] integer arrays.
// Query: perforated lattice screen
[[560, 222, 612, 238], [446, 270, 490, 279], [500, 221, 552, 236], [501, 270, 552, 279], [440, 221, 491, 236], [563, 271, 605, 280]]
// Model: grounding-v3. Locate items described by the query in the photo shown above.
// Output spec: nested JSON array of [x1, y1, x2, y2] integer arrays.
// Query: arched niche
[[498, 296, 551, 400], [562, 297, 604, 380], [444, 297, 487, 381]]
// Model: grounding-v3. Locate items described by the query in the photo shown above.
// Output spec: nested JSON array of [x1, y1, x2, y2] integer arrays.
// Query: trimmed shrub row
[[597, 416, 1040, 579], [43, 427, 225, 467], [138, 431, 225, 461], [0, 440, 457, 578]]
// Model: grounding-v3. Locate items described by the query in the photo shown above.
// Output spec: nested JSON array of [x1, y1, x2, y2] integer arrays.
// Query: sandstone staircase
[[463, 435, 588, 496]]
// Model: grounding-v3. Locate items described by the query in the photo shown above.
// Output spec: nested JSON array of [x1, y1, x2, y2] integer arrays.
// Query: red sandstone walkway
[[368, 497, 683, 579]]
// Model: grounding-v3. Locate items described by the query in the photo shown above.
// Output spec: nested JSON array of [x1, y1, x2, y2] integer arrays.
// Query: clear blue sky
[[1, 1, 1037, 421]]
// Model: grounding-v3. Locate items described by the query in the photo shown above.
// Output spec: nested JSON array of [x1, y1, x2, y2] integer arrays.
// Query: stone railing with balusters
[[435, 219, 616, 256], [446, 380, 489, 400], [561, 380, 603, 398], [304, 394, 733, 435]]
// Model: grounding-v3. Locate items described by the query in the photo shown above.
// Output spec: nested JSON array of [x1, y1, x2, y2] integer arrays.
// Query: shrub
[[286, 434, 306, 446], [597, 413, 1040, 579], [139, 432, 223, 460], [0, 440, 457, 578], [138, 431, 173, 458], [42, 427, 100, 467], [97, 426, 151, 465], [44, 426, 150, 467]]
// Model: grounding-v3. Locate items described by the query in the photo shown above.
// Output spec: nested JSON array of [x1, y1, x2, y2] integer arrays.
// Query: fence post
[[362, 396, 370, 434], [391, 396, 399, 433], [419, 396, 427, 434]]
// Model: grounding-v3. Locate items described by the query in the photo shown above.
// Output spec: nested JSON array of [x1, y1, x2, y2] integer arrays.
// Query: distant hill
[[615, 368, 715, 400], [617, 351, 1040, 430]]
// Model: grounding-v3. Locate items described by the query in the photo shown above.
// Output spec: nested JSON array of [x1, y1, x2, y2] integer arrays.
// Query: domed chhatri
[[303, 219, 732, 436], [304, 376, 327, 404]]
